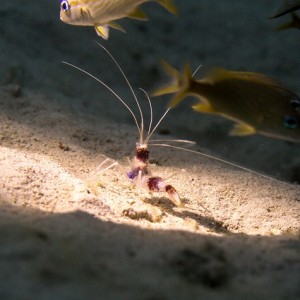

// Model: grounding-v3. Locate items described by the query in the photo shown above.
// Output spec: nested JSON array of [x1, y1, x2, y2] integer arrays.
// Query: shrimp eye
[[61, 0, 70, 12], [290, 98, 300, 111], [284, 115, 298, 129]]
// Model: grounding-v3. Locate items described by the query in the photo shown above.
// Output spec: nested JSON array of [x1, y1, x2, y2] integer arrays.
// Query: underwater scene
[[2, 0, 300, 181], [0, 0, 299, 299]]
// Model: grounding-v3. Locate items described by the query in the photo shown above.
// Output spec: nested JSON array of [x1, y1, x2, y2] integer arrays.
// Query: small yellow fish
[[60, 0, 177, 39], [153, 62, 300, 143]]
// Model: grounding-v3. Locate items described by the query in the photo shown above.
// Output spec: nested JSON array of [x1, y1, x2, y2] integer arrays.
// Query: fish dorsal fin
[[127, 7, 148, 20], [205, 67, 234, 83], [95, 25, 109, 39], [229, 123, 256, 136], [108, 21, 126, 33], [206, 67, 283, 89]]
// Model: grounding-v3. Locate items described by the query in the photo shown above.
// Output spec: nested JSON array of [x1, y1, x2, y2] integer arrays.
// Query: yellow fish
[[60, 0, 177, 39], [153, 62, 300, 143]]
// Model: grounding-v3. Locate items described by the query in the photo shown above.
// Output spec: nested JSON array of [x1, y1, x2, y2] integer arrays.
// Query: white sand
[[0, 0, 299, 299]]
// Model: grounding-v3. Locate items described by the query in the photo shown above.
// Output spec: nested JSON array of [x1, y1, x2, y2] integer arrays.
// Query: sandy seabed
[[0, 0, 299, 299]]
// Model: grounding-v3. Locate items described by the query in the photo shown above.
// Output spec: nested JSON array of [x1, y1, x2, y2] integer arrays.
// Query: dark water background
[[1, 0, 300, 182]]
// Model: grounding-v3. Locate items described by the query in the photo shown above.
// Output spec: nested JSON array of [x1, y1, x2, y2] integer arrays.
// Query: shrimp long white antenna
[[149, 143, 284, 183], [146, 108, 171, 143], [95, 158, 118, 175], [139, 88, 153, 142], [192, 64, 202, 78], [94, 42, 145, 143], [149, 139, 196, 145], [64, 43, 175, 145], [138, 87, 172, 144], [62, 61, 142, 136]]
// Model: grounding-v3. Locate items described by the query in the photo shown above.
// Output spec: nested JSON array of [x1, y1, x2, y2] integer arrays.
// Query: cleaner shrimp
[[63, 43, 186, 206], [63, 43, 283, 207]]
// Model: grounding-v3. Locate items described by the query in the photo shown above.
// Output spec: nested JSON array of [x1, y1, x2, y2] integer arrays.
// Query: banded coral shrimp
[[63, 43, 196, 206], [63, 43, 283, 209]]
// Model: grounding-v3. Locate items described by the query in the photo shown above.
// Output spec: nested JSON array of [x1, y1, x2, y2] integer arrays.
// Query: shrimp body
[[127, 142, 182, 206], [63, 43, 182, 206]]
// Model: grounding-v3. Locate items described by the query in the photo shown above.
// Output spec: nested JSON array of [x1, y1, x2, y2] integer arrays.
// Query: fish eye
[[284, 115, 298, 129], [290, 98, 300, 110], [61, 0, 70, 12]]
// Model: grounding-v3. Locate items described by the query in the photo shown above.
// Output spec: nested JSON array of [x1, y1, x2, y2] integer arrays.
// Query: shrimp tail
[[152, 61, 192, 108]]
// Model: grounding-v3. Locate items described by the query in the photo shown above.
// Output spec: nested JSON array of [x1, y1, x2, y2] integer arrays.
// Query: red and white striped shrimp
[[63, 43, 183, 206], [125, 105, 182, 206]]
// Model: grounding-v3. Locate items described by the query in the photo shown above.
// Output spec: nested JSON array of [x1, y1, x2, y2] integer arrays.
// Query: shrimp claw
[[147, 176, 181, 206]]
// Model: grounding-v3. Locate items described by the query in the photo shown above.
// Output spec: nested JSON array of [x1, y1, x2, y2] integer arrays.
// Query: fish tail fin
[[156, 0, 178, 15], [152, 60, 192, 107]]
